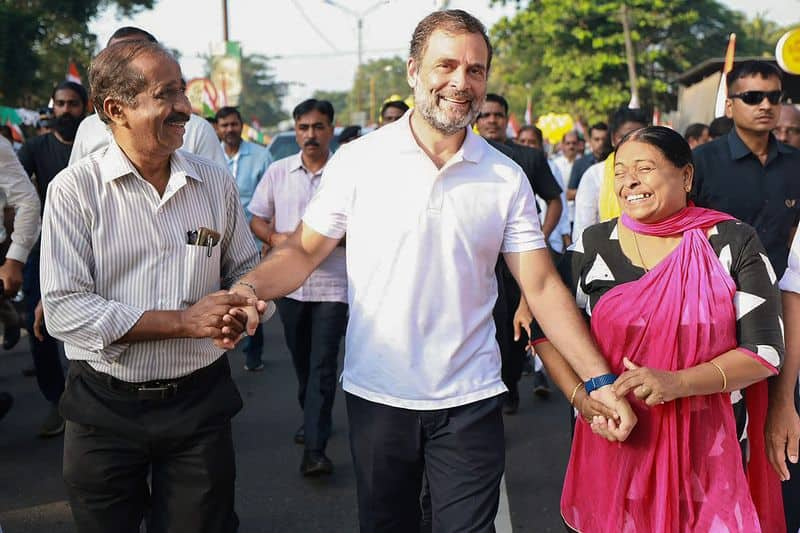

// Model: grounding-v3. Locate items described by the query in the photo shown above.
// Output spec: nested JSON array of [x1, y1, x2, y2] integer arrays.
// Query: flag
[[66, 62, 82, 84], [4, 120, 23, 143], [507, 112, 521, 139], [714, 33, 736, 118], [524, 95, 532, 125]]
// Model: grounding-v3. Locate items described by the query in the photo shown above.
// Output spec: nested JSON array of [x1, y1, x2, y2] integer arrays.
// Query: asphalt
[[0, 317, 571, 532]]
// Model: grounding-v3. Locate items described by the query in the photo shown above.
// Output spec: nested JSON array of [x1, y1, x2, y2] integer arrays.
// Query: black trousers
[[24, 245, 64, 404], [276, 298, 348, 451], [346, 393, 505, 533], [493, 258, 526, 398], [59, 356, 242, 533]]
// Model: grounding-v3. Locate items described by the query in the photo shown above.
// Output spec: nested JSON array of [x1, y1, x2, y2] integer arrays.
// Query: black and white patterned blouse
[[535, 218, 784, 440]]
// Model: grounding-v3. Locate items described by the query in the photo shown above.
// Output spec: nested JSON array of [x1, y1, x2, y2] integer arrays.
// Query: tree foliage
[[346, 56, 410, 125], [237, 54, 288, 127], [488, 0, 791, 124], [0, 0, 154, 108]]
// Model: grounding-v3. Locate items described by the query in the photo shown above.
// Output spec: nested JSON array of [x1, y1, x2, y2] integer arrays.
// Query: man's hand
[[573, 387, 618, 423], [178, 291, 255, 339], [589, 385, 637, 442], [765, 396, 800, 481], [33, 300, 45, 341], [0, 259, 24, 297], [612, 357, 686, 406], [513, 299, 533, 342]]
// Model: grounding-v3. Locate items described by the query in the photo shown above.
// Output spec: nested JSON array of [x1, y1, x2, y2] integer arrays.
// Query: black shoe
[[532, 371, 551, 399], [300, 450, 333, 477], [0, 392, 13, 421], [503, 392, 519, 415], [3, 323, 20, 350], [294, 425, 305, 445]]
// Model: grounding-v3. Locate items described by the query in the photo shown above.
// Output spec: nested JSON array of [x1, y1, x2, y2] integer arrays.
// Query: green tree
[[237, 54, 288, 127], [347, 56, 410, 125], [0, 0, 154, 108], [488, 0, 791, 124]]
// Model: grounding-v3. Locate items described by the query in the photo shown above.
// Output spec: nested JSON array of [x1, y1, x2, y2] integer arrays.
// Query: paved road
[[0, 317, 571, 532]]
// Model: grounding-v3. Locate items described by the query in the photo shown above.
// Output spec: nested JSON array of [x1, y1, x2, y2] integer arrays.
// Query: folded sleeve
[[501, 170, 546, 253]]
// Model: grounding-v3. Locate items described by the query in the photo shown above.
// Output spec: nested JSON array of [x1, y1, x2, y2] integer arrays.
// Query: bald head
[[775, 104, 800, 149]]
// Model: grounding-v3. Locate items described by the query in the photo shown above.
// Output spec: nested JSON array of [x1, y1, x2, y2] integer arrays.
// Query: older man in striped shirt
[[40, 40, 263, 533]]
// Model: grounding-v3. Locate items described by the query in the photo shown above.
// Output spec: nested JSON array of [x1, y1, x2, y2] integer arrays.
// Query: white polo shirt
[[302, 112, 545, 409], [779, 227, 800, 397]]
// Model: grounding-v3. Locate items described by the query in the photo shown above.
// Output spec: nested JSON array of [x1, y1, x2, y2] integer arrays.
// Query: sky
[[89, 0, 797, 109]]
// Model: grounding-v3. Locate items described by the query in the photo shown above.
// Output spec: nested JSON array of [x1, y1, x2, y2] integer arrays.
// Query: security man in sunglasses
[[691, 59, 800, 532], [692, 60, 800, 278]]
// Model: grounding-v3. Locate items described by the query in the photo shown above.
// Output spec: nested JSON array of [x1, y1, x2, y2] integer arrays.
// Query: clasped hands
[[179, 288, 270, 350]]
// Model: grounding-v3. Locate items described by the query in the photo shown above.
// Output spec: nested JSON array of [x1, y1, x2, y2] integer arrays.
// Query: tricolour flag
[[66, 62, 82, 84], [524, 95, 532, 125], [714, 33, 736, 118]]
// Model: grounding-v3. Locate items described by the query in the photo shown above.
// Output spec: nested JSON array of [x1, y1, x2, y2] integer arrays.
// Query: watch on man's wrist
[[584, 373, 618, 395]]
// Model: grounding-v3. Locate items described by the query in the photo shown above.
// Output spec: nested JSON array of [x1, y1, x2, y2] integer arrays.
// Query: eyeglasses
[[728, 90, 783, 105]]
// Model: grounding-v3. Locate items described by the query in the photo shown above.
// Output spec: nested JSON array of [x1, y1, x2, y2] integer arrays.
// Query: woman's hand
[[573, 387, 618, 423], [613, 357, 686, 406]]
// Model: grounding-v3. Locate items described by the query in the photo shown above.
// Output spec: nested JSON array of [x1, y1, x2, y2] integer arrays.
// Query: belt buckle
[[136, 382, 178, 400]]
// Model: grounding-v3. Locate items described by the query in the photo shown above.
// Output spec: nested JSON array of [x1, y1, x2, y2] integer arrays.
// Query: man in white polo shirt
[[229, 9, 635, 531]]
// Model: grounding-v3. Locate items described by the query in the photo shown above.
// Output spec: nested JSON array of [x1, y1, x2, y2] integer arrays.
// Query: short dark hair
[[616, 125, 692, 169], [90, 41, 173, 124], [485, 93, 508, 115], [562, 130, 579, 143], [683, 123, 708, 141], [409, 10, 493, 72], [518, 125, 543, 146], [610, 106, 649, 137], [52, 81, 88, 110], [381, 100, 409, 117], [589, 122, 608, 135], [708, 116, 734, 139], [292, 99, 334, 124], [108, 26, 157, 46], [338, 125, 361, 143], [215, 106, 242, 123], [726, 60, 782, 91]]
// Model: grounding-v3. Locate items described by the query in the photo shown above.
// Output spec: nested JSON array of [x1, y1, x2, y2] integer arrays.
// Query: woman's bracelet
[[709, 360, 727, 392], [569, 382, 584, 406], [233, 280, 257, 295]]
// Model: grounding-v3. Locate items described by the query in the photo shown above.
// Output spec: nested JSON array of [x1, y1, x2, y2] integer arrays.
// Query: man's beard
[[413, 79, 483, 136], [53, 114, 82, 142]]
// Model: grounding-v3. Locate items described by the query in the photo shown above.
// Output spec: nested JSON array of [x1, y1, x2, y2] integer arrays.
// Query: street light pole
[[222, 0, 229, 42], [323, 0, 388, 66]]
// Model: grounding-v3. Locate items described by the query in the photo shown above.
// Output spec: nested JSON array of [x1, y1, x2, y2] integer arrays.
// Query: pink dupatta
[[561, 207, 784, 532]]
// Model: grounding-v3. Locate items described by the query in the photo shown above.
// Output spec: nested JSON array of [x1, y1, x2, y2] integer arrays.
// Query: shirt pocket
[[182, 243, 221, 307]]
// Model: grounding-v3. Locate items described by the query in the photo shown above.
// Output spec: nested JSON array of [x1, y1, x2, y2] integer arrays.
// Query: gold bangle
[[709, 361, 727, 392], [569, 382, 584, 406]]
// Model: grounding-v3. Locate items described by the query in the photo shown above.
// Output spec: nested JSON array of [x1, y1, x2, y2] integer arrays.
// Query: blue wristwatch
[[584, 373, 618, 395]]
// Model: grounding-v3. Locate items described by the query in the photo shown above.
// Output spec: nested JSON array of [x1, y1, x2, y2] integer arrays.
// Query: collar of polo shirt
[[99, 137, 202, 184]]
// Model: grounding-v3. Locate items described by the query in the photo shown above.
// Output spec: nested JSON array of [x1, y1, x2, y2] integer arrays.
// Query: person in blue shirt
[[216, 106, 273, 371]]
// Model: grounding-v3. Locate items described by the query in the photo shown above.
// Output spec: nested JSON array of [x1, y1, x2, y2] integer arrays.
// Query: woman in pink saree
[[520, 126, 785, 532]]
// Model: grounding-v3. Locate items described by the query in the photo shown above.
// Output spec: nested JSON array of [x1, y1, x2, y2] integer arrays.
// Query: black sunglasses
[[728, 90, 783, 105]]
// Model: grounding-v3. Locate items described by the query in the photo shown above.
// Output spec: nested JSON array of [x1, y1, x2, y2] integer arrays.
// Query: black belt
[[76, 356, 228, 401]]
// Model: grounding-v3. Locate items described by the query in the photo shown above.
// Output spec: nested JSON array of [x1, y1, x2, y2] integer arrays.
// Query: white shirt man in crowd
[[216, 105, 273, 372], [227, 10, 635, 531], [248, 98, 348, 477], [41, 40, 264, 532], [68, 27, 225, 168]]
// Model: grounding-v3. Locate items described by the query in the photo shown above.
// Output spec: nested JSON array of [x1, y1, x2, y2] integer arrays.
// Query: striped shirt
[[41, 139, 259, 382], [248, 152, 347, 303]]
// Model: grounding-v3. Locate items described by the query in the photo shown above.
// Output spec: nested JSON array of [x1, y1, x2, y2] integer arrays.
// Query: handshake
[[178, 281, 273, 350]]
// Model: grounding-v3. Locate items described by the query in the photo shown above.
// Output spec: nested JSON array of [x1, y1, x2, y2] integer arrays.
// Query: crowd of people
[[1, 7, 799, 533]]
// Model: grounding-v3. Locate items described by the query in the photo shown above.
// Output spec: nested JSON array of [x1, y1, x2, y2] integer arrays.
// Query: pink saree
[[561, 207, 784, 532]]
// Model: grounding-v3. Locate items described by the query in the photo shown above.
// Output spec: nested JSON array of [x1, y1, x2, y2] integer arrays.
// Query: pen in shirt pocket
[[187, 227, 221, 257]]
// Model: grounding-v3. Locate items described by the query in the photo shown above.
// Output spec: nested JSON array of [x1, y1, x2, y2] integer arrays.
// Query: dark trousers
[[243, 323, 264, 368], [276, 298, 348, 451], [493, 259, 525, 398], [24, 245, 64, 404], [59, 356, 242, 533], [346, 393, 505, 533]]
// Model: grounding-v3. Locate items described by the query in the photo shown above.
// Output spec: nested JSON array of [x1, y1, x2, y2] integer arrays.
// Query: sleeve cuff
[[302, 214, 346, 240], [5, 242, 31, 264], [737, 345, 780, 374], [779, 267, 800, 293], [501, 239, 547, 254]]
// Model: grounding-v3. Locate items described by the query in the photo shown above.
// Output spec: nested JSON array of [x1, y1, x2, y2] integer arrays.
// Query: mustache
[[304, 139, 320, 147], [165, 112, 191, 124], [437, 90, 474, 103]]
